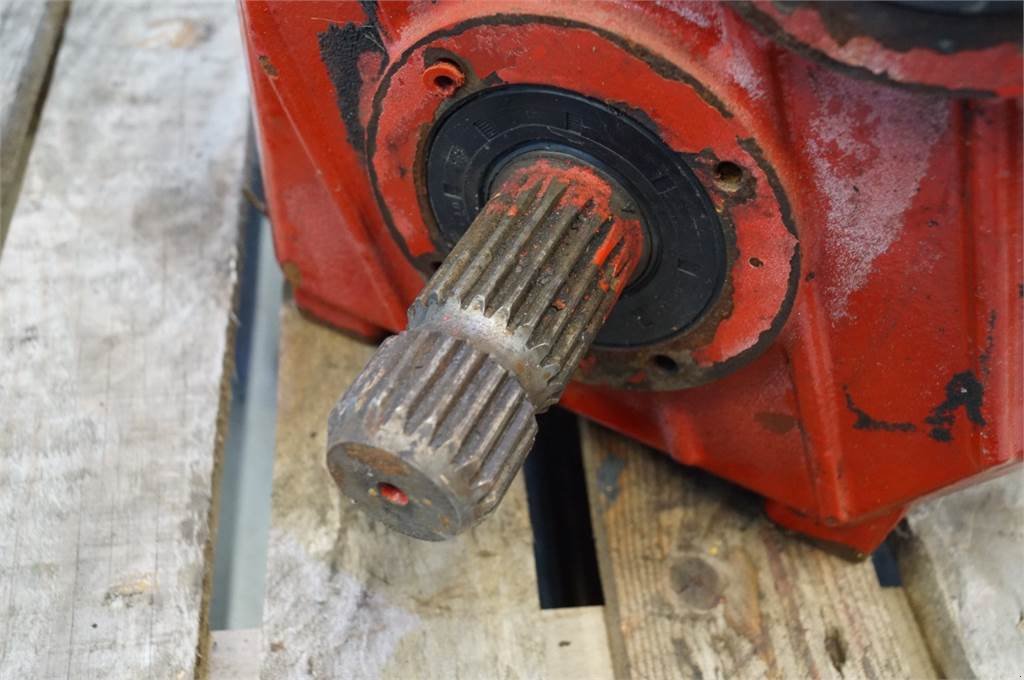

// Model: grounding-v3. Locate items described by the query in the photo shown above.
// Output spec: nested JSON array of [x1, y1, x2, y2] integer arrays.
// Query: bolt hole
[[377, 482, 409, 506], [713, 161, 743, 192], [422, 60, 465, 94], [749, 257, 763, 268], [651, 354, 680, 374]]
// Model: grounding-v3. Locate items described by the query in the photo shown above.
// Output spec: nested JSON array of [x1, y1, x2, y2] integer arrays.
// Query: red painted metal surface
[[239, 0, 1023, 553], [738, 2, 1023, 97]]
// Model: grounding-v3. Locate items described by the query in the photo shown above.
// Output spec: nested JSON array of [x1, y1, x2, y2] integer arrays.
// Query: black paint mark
[[318, 19, 387, 155], [925, 371, 986, 443], [843, 388, 917, 433], [523, 408, 603, 609]]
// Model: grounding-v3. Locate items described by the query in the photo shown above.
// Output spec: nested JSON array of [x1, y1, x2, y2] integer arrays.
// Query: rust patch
[[979, 310, 996, 378], [281, 261, 302, 288], [344, 443, 409, 477], [258, 54, 279, 78]]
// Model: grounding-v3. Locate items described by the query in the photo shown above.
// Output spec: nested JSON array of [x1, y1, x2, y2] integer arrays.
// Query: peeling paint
[[654, 0, 712, 29], [596, 453, 626, 503]]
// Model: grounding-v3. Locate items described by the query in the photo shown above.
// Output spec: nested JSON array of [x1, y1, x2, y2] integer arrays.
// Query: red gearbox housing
[[239, 0, 1023, 554]]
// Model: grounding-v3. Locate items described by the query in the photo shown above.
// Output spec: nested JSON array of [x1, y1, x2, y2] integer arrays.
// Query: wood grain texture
[[580, 421, 938, 680], [0, 0, 68, 244], [261, 303, 614, 680], [897, 468, 1024, 679], [210, 629, 263, 680], [0, 2, 250, 677]]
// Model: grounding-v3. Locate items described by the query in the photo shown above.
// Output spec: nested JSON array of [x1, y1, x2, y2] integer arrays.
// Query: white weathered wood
[[0, 2, 250, 677], [580, 421, 938, 680], [261, 303, 615, 679], [898, 468, 1024, 679], [538, 606, 614, 680], [0, 0, 68, 243]]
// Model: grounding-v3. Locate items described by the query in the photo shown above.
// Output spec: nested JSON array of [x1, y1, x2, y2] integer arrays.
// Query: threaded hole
[[423, 60, 464, 94], [378, 482, 409, 506], [713, 161, 743, 192]]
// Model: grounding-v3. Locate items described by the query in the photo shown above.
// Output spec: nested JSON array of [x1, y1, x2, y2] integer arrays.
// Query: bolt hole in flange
[[651, 354, 680, 374], [377, 482, 409, 506], [713, 160, 744, 192], [422, 60, 465, 96]]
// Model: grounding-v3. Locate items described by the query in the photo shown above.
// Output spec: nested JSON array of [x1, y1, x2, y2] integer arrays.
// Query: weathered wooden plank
[[0, 2, 250, 678], [539, 605, 614, 680], [261, 303, 614, 679], [210, 629, 263, 680], [0, 0, 68, 245], [580, 421, 937, 680], [896, 468, 1024, 679]]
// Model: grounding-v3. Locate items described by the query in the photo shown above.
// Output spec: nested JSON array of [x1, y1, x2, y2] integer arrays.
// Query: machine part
[[426, 85, 727, 349], [240, 1, 1022, 554], [368, 19, 799, 392], [735, 0, 1023, 96], [327, 157, 644, 539]]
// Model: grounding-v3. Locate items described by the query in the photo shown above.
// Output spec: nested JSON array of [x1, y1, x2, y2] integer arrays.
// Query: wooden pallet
[[2, 2, 1021, 678]]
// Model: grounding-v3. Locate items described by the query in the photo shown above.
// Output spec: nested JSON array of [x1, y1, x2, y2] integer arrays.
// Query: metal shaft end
[[327, 329, 536, 540], [327, 156, 644, 539]]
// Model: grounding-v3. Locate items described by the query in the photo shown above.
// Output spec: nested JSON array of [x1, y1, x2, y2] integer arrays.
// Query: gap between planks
[[0, 0, 68, 246]]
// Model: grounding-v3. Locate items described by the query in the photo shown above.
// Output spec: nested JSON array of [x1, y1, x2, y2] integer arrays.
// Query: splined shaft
[[327, 156, 644, 539]]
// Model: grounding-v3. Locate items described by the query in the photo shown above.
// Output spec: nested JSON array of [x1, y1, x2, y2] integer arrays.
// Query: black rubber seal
[[425, 85, 726, 349]]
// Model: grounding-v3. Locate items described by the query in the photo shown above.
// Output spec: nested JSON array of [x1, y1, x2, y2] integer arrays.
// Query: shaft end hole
[[378, 482, 409, 506]]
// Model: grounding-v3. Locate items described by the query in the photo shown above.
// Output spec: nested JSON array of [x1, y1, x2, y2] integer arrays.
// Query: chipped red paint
[[492, 156, 645, 299], [239, 0, 1023, 553]]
